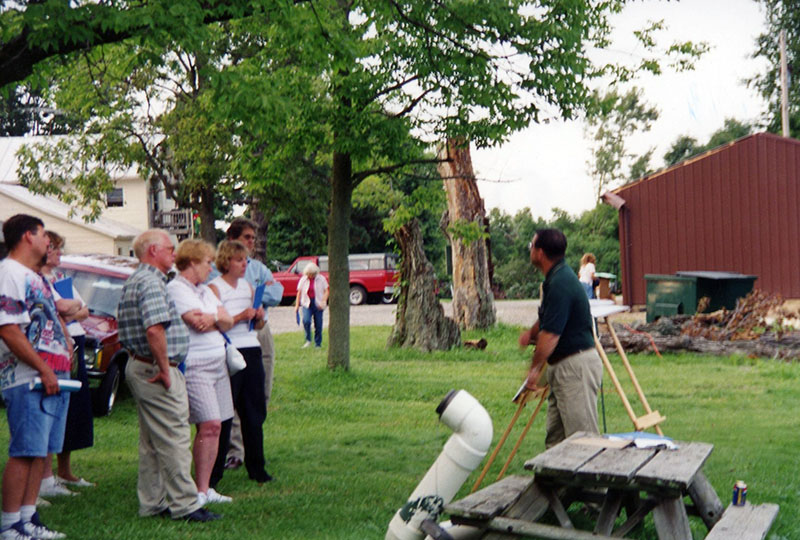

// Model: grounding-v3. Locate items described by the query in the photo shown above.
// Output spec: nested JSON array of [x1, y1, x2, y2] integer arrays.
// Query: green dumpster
[[675, 271, 758, 311], [645, 271, 757, 322], [645, 274, 698, 322]]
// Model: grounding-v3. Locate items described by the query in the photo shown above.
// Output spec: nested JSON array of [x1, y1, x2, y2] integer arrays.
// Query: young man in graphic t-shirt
[[0, 214, 72, 540]]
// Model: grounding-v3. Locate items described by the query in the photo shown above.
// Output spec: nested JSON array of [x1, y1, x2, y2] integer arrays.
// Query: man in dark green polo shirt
[[518, 229, 603, 448]]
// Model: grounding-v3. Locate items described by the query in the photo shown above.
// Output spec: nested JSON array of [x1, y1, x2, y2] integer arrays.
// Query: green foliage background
[[490, 203, 619, 299]]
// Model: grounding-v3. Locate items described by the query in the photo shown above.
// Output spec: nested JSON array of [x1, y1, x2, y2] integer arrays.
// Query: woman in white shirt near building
[[167, 240, 235, 506], [208, 240, 272, 484], [578, 253, 598, 299]]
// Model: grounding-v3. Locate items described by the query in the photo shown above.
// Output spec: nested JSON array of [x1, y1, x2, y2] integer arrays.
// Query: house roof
[[0, 136, 139, 184], [0, 183, 141, 239], [611, 132, 800, 196]]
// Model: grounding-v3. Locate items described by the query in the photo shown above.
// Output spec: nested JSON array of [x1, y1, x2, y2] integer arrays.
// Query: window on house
[[107, 188, 124, 207]]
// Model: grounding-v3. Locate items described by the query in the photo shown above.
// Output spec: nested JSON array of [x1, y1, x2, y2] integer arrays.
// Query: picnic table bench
[[445, 433, 778, 539]]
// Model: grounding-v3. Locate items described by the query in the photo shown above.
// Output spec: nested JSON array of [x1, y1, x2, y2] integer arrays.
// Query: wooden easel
[[471, 305, 665, 494], [592, 313, 665, 435], [470, 384, 549, 493]]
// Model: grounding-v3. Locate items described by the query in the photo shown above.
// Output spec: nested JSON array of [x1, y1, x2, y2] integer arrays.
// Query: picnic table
[[446, 432, 778, 539]]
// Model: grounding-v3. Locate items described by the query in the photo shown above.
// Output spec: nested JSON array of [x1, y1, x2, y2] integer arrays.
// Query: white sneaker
[[1, 522, 33, 540], [56, 475, 95, 487], [302, 341, 311, 348], [197, 491, 208, 507], [35, 496, 51, 507], [39, 478, 77, 497], [205, 488, 232, 503], [22, 513, 65, 540]]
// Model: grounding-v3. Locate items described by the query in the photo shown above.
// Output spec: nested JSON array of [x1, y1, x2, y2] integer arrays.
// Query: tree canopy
[[0, 0, 269, 89], [585, 87, 659, 198]]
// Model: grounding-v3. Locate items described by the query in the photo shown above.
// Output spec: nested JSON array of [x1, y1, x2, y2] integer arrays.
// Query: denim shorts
[[3, 376, 71, 457]]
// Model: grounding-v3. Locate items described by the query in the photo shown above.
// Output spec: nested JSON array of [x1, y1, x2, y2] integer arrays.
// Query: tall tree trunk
[[198, 184, 216, 243], [388, 219, 460, 351], [438, 138, 496, 330], [249, 202, 275, 264], [327, 149, 352, 370]]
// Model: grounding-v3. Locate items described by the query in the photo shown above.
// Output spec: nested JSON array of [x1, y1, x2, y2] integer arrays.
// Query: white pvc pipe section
[[386, 389, 493, 540]]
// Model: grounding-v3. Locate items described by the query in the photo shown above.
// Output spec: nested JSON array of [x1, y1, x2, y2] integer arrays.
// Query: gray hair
[[133, 229, 169, 260], [303, 263, 320, 277]]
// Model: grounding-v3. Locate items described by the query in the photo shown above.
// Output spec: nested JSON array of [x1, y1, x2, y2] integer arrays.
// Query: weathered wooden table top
[[523, 434, 714, 493]]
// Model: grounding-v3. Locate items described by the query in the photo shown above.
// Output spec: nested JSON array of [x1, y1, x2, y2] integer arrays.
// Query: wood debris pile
[[600, 290, 800, 361], [682, 289, 800, 341]]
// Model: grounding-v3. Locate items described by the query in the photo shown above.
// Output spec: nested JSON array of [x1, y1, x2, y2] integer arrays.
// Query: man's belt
[[133, 354, 181, 367], [547, 347, 594, 366]]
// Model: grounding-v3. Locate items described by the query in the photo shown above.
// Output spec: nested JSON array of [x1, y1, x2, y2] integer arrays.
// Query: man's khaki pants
[[544, 348, 603, 449], [228, 321, 274, 461], [125, 360, 199, 518]]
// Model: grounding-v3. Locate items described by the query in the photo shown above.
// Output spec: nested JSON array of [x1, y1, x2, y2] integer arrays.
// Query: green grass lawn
[[2, 324, 796, 539]]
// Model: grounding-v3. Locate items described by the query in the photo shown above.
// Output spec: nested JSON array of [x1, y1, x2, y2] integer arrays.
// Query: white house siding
[[102, 175, 151, 231]]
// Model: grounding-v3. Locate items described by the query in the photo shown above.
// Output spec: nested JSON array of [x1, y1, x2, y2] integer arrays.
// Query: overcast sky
[[472, 0, 770, 219]]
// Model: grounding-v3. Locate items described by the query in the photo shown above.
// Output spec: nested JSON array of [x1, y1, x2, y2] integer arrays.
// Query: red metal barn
[[603, 132, 800, 306]]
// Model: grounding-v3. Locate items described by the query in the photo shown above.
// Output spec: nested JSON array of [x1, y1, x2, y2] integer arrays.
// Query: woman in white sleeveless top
[[167, 240, 235, 505], [209, 241, 272, 484]]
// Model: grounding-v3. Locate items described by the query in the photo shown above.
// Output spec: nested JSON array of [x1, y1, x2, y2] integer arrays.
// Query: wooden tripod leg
[[605, 319, 663, 435], [605, 319, 664, 436], [496, 386, 549, 481], [592, 321, 640, 431], [470, 394, 528, 493]]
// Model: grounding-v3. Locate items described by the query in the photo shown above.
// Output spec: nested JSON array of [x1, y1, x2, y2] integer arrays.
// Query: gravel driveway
[[267, 299, 540, 335]]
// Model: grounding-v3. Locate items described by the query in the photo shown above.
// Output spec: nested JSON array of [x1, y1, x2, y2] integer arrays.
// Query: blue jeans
[[581, 282, 594, 299], [303, 303, 324, 347]]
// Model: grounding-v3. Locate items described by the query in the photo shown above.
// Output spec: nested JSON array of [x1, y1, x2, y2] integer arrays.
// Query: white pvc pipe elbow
[[386, 390, 493, 540]]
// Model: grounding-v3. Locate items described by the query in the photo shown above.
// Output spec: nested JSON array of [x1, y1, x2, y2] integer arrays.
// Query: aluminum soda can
[[732, 480, 747, 506]]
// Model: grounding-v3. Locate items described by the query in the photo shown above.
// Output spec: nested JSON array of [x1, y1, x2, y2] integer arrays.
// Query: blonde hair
[[175, 239, 215, 271], [215, 240, 249, 274], [580, 253, 596, 266]]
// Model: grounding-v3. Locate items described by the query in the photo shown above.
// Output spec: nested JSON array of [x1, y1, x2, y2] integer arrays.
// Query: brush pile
[[600, 290, 800, 361]]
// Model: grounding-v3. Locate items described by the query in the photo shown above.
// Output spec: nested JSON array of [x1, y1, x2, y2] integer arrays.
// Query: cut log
[[598, 326, 800, 361]]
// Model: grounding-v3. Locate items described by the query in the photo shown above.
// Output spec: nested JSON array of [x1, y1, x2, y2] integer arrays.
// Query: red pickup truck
[[274, 253, 399, 305]]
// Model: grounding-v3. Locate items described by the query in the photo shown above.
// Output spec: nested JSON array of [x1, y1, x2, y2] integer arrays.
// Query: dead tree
[[388, 218, 460, 351], [438, 138, 496, 330]]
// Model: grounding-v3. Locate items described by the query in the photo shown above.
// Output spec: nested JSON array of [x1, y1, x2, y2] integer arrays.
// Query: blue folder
[[249, 284, 266, 330], [53, 277, 73, 299]]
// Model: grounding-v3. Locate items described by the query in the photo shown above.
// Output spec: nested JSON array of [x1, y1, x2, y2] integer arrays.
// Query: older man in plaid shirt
[[118, 230, 219, 523]]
